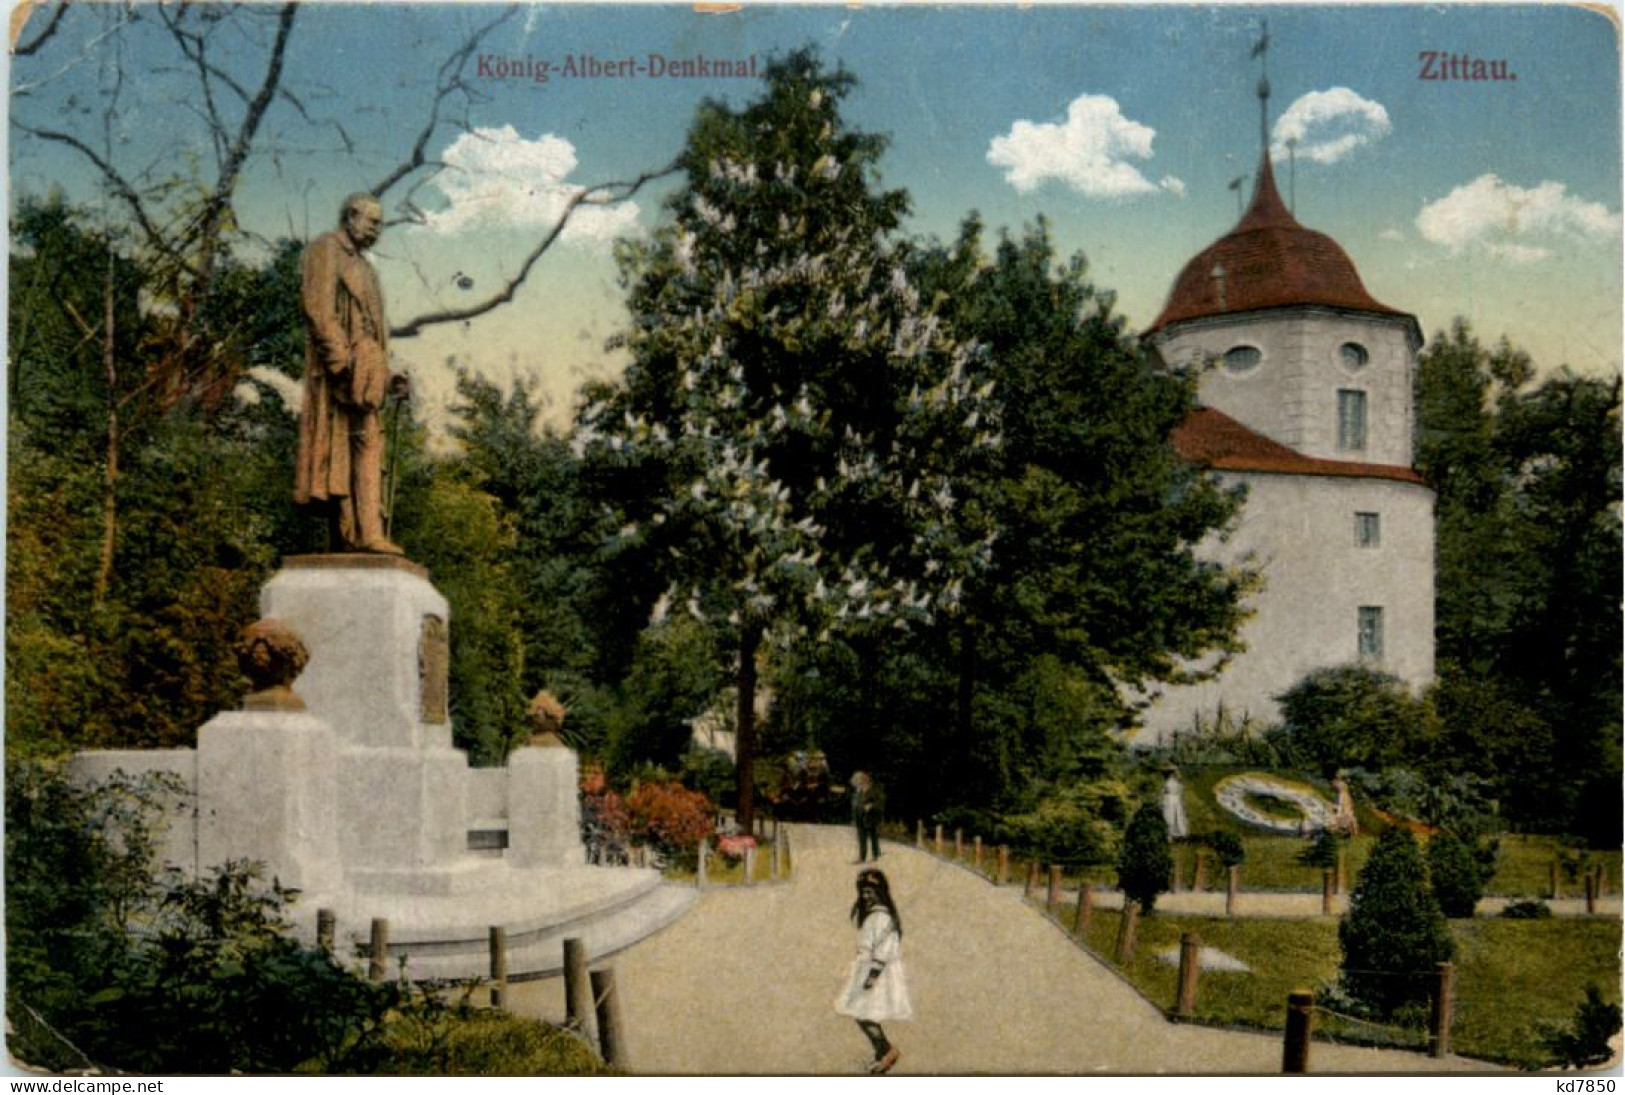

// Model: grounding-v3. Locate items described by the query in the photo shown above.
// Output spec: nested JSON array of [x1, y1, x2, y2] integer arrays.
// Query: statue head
[[236, 619, 309, 711], [340, 192, 383, 251]]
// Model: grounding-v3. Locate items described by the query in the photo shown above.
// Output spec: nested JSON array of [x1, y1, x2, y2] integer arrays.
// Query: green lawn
[[1057, 904, 1621, 1069]]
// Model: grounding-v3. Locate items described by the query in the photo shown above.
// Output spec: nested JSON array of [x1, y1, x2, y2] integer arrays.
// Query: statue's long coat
[[294, 229, 389, 504]]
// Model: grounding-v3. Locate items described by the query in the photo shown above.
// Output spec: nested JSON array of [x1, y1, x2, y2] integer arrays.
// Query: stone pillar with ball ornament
[[507, 690, 585, 868]]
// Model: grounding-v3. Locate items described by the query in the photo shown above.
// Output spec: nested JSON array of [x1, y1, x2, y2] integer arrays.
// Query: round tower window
[[1340, 342, 1370, 370], [1223, 346, 1261, 373]]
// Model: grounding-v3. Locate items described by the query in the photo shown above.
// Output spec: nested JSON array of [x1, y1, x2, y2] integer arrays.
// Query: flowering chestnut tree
[[576, 51, 1001, 831]]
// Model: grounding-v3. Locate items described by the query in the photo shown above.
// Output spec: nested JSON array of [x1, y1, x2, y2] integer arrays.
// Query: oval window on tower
[[1340, 342, 1370, 370], [1223, 345, 1262, 374]]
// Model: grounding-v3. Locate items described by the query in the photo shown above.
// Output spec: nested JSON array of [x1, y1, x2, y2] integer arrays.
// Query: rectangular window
[[1358, 606, 1384, 659], [1338, 389, 1368, 452], [1355, 512, 1381, 548]]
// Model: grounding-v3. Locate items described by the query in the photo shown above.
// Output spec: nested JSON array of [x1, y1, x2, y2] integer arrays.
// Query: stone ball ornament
[[1213, 772, 1337, 833], [237, 618, 309, 711]]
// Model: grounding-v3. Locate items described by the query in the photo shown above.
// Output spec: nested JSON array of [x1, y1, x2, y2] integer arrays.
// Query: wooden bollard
[[316, 908, 335, 954], [367, 918, 389, 983], [564, 938, 600, 1052], [1595, 863, 1608, 897], [1584, 872, 1596, 914], [590, 968, 626, 1068], [954, 828, 964, 860], [1024, 859, 1040, 898], [771, 827, 782, 881], [1282, 990, 1314, 1073], [489, 926, 507, 1009], [1046, 865, 1063, 914], [1074, 882, 1094, 938], [997, 846, 1010, 885], [934, 824, 944, 856], [1175, 931, 1201, 1017], [915, 819, 925, 849], [1429, 962, 1455, 1058], [1225, 864, 1240, 917], [1321, 869, 1335, 916], [744, 845, 757, 887], [973, 835, 984, 871], [1114, 902, 1141, 964], [697, 840, 709, 891], [1191, 852, 1207, 894], [1550, 860, 1561, 899]]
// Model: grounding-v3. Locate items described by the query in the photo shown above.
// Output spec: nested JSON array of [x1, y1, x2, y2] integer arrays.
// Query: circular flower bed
[[1213, 773, 1336, 833]]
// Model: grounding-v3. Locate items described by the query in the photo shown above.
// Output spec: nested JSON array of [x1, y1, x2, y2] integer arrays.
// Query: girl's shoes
[[869, 1047, 900, 1075]]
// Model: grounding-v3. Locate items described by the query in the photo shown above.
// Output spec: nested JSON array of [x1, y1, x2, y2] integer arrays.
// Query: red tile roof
[[1172, 407, 1429, 486], [1148, 155, 1414, 334]]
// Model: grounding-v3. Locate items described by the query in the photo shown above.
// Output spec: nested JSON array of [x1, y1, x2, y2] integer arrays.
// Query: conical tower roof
[[1147, 154, 1412, 334]]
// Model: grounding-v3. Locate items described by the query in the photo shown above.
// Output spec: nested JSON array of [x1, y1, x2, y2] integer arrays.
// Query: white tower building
[[1140, 152, 1436, 742]]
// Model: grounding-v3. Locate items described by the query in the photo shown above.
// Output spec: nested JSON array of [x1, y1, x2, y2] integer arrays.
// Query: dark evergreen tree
[[1116, 801, 1174, 914], [1425, 830, 1488, 919], [1339, 828, 1455, 1017]]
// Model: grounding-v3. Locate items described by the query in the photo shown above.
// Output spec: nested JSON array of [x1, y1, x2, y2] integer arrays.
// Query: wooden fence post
[[1046, 865, 1063, 915], [1074, 883, 1094, 938], [1584, 872, 1596, 914], [973, 835, 984, 872], [1170, 848, 1184, 893], [1429, 962, 1455, 1058], [1225, 864, 1240, 917], [697, 840, 708, 891], [955, 828, 964, 860], [1191, 851, 1207, 894], [934, 824, 944, 856], [997, 846, 1010, 885], [1321, 869, 1335, 916], [915, 819, 925, 849], [1024, 859, 1040, 898], [367, 918, 389, 983], [1114, 902, 1141, 964], [591, 968, 626, 1068], [489, 926, 507, 1009], [316, 908, 335, 954], [1175, 932, 1201, 1017], [771, 826, 783, 880], [744, 845, 757, 887], [564, 938, 600, 1053], [1282, 990, 1314, 1073]]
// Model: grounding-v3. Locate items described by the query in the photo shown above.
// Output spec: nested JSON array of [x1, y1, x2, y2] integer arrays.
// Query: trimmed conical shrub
[[1117, 801, 1173, 913], [1340, 827, 1455, 1016]]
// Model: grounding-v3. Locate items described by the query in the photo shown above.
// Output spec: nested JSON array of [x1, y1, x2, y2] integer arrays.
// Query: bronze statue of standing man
[[294, 192, 405, 555]]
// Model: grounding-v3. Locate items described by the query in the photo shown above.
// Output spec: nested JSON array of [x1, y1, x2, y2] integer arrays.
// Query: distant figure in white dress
[[1161, 767, 1190, 840], [834, 868, 911, 1073]]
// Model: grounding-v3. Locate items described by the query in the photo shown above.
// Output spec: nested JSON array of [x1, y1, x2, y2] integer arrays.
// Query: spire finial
[[1252, 19, 1272, 157]]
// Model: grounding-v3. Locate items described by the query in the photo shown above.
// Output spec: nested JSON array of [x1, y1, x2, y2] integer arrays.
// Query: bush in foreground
[[1339, 827, 1455, 1017]]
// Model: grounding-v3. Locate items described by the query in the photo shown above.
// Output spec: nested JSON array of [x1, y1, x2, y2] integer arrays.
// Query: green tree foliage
[[1425, 830, 1490, 918], [998, 776, 1135, 867], [1273, 665, 1433, 775], [578, 50, 1001, 829], [1339, 828, 1455, 1017], [1542, 985, 1623, 1070], [1415, 320, 1621, 843], [1116, 801, 1174, 913]]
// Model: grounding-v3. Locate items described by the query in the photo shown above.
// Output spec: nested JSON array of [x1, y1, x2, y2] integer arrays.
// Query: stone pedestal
[[507, 746, 584, 868], [339, 746, 469, 875], [262, 556, 452, 751], [197, 711, 341, 894]]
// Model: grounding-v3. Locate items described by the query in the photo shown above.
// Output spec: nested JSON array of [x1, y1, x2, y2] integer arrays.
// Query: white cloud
[[1158, 176, 1187, 199], [1379, 227, 1405, 242], [988, 94, 1181, 199], [418, 125, 641, 243], [1416, 174, 1621, 260], [1270, 88, 1391, 165]]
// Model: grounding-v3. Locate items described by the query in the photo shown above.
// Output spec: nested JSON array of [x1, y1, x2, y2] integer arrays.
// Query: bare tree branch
[[391, 158, 681, 340], [369, 6, 515, 199], [13, 0, 70, 56]]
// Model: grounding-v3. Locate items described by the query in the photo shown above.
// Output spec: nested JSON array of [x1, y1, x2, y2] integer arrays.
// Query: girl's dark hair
[[850, 868, 903, 936]]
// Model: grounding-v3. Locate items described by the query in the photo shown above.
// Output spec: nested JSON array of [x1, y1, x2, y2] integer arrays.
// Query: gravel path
[[510, 824, 1502, 1075]]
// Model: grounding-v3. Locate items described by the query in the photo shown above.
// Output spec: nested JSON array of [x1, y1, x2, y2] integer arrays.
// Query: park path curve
[[511, 824, 1499, 1075]]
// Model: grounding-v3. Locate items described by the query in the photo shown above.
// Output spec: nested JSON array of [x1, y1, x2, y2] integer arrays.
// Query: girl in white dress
[[834, 868, 911, 1073]]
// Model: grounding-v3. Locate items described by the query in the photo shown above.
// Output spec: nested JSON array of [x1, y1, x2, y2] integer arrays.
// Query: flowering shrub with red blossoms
[[715, 833, 756, 861], [626, 781, 715, 856], [580, 766, 631, 863]]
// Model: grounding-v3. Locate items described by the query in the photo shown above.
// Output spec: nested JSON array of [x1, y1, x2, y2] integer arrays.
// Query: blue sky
[[9, 2, 1621, 432]]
